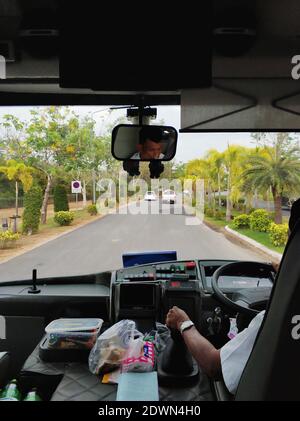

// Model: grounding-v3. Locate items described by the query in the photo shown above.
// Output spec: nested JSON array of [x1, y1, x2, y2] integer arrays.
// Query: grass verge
[[228, 225, 285, 254]]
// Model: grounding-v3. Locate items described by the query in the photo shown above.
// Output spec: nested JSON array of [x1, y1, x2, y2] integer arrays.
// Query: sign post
[[71, 181, 82, 209]]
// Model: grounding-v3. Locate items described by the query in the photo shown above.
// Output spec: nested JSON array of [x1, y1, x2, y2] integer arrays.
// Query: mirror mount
[[123, 160, 140, 177], [126, 95, 157, 125], [122, 160, 164, 179], [149, 161, 164, 179]]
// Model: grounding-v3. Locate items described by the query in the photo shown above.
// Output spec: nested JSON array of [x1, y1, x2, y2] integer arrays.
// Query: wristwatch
[[180, 320, 194, 334]]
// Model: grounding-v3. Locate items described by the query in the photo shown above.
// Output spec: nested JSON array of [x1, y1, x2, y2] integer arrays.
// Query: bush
[[249, 209, 271, 232], [87, 204, 98, 215], [215, 209, 226, 220], [269, 223, 289, 247], [54, 211, 74, 226], [234, 198, 246, 211], [0, 231, 20, 249], [232, 214, 250, 229], [54, 185, 69, 212], [204, 207, 214, 217], [22, 184, 43, 235]]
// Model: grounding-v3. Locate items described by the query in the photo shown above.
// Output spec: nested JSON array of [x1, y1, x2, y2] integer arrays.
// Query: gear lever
[[157, 328, 199, 386]]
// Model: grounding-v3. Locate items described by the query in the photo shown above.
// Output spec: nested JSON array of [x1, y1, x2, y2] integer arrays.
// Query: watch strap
[[180, 320, 194, 334]]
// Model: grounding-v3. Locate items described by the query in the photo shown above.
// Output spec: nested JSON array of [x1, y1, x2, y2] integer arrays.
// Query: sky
[[0, 104, 263, 163]]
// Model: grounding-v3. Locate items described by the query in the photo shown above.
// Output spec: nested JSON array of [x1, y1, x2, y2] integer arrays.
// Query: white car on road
[[162, 189, 176, 204], [144, 191, 157, 201]]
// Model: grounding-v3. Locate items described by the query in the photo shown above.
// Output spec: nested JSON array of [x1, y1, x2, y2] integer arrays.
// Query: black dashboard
[[0, 259, 274, 340], [111, 259, 274, 339]]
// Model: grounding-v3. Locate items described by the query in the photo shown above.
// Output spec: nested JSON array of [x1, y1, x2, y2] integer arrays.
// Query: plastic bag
[[146, 323, 171, 355], [88, 320, 142, 375], [121, 340, 155, 373], [120, 323, 170, 373]]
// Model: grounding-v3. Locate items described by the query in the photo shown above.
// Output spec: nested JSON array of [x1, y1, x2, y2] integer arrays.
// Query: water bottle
[[23, 388, 42, 401], [0, 379, 21, 401]]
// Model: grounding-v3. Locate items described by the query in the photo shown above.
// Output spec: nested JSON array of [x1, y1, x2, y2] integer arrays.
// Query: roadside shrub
[[204, 207, 214, 217], [87, 204, 98, 215], [54, 211, 74, 226], [0, 231, 20, 249], [269, 223, 289, 247], [233, 198, 246, 211], [22, 184, 43, 235], [249, 209, 271, 232], [54, 185, 69, 212], [232, 214, 250, 229], [215, 209, 226, 220]]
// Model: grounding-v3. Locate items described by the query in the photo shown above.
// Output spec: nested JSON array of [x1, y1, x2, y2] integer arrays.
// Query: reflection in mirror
[[112, 124, 178, 161]]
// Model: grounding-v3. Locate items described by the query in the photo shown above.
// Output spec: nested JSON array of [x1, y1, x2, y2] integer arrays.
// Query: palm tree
[[243, 144, 300, 224], [205, 149, 224, 208], [186, 158, 214, 209], [223, 145, 247, 221]]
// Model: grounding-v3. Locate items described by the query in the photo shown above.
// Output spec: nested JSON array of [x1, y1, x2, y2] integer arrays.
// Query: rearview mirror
[[111, 124, 178, 161]]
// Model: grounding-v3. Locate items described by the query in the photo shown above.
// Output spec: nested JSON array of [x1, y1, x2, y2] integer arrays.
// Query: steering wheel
[[211, 261, 275, 316]]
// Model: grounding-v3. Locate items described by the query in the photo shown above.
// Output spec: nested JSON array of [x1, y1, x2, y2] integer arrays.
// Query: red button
[[185, 261, 196, 269], [171, 281, 180, 287]]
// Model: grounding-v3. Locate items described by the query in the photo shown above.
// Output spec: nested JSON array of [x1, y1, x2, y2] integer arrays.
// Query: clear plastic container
[[45, 318, 103, 334], [44, 318, 104, 350], [47, 331, 99, 350]]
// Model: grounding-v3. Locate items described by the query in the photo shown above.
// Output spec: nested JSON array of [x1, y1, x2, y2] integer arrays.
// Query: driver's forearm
[[181, 326, 221, 378]]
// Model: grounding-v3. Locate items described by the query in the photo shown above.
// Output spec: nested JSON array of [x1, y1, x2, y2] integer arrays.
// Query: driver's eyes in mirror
[[112, 124, 178, 161]]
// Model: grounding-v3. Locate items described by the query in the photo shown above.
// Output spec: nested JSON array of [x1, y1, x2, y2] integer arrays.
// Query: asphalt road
[[0, 200, 266, 282]]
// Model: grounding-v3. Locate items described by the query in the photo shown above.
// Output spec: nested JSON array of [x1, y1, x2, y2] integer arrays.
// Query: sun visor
[[59, 2, 212, 91], [181, 79, 300, 132]]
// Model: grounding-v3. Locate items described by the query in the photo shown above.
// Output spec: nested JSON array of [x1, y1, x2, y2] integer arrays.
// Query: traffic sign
[[71, 180, 82, 194]]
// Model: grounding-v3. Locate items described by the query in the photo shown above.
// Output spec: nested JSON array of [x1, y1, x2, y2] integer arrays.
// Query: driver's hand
[[166, 306, 190, 330]]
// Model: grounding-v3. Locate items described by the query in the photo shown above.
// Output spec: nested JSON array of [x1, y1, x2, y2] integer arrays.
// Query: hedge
[[0, 231, 20, 249], [54, 185, 69, 212], [232, 214, 250, 229], [22, 184, 43, 235], [87, 204, 98, 215], [54, 211, 74, 226], [249, 209, 271, 232], [269, 223, 289, 247]]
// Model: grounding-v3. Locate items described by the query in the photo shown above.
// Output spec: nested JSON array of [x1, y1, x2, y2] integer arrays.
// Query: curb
[[0, 213, 106, 266], [225, 225, 283, 262]]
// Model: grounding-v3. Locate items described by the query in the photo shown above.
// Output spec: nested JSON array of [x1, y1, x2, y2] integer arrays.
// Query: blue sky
[[0, 105, 262, 163]]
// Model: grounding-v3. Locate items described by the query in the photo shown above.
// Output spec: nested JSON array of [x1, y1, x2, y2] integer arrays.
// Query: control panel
[[116, 260, 198, 283]]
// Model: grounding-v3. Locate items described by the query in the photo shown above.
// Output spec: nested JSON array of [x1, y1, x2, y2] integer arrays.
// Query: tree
[[223, 145, 247, 221], [25, 106, 82, 223], [0, 160, 33, 231], [243, 139, 300, 223], [22, 184, 43, 235], [61, 114, 123, 206], [54, 184, 69, 212], [0, 114, 29, 161], [204, 149, 225, 208]]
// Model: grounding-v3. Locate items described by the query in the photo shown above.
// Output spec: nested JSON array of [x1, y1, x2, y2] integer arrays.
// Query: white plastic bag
[[121, 339, 155, 373], [88, 320, 141, 375]]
